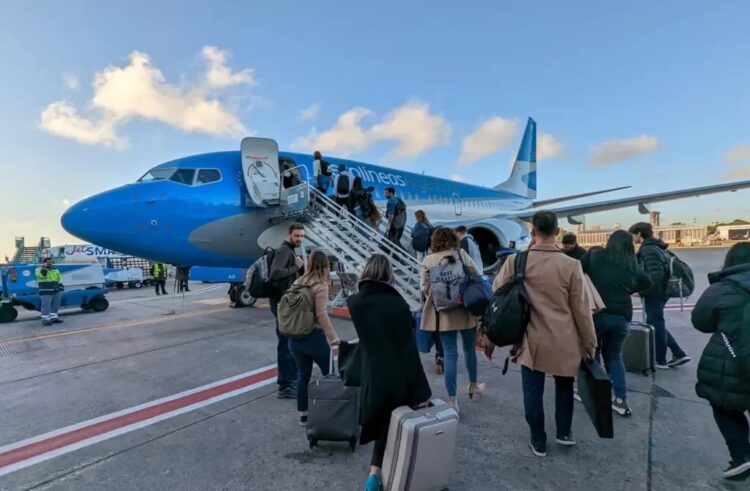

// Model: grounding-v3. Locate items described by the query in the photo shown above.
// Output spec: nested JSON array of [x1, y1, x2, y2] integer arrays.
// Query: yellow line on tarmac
[[4, 307, 233, 345]]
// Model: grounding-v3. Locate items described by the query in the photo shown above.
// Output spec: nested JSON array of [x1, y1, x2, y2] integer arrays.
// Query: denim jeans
[[270, 299, 298, 389], [288, 329, 331, 412], [644, 299, 686, 365], [521, 366, 575, 446], [594, 313, 629, 400], [438, 328, 478, 397], [316, 174, 331, 195], [712, 405, 750, 463]]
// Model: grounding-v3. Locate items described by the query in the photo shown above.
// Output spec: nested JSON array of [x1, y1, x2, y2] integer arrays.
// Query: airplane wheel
[[0, 305, 18, 323], [89, 296, 109, 312], [234, 286, 257, 308]]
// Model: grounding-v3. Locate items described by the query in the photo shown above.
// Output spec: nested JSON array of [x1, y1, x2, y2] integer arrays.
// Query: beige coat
[[492, 244, 597, 377], [421, 249, 481, 332]]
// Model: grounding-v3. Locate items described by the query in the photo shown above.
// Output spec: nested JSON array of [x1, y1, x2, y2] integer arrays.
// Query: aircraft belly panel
[[188, 212, 277, 258]]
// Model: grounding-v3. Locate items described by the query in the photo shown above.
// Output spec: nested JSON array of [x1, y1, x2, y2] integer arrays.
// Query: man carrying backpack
[[493, 211, 597, 457], [334, 164, 352, 211], [629, 222, 690, 369], [455, 225, 484, 272], [268, 223, 306, 399], [313, 151, 333, 195], [385, 187, 407, 247]]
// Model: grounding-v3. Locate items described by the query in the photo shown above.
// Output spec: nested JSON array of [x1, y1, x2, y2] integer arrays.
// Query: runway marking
[[3, 307, 230, 346], [0, 363, 279, 476], [195, 298, 231, 305]]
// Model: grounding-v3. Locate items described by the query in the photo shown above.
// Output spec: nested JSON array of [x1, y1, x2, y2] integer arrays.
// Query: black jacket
[[346, 281, 432, 444], [582, 250, 652, 321], [349, 188, 369, 214], [693, 263, 750, 410], [565, 245, 588, 261], [268, 241, 299, 300], [637, 238, 670, 300]]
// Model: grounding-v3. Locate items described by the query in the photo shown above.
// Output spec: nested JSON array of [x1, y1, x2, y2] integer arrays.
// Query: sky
[[1, 1, 750, 259]]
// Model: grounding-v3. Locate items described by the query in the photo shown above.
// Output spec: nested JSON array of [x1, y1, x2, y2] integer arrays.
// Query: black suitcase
[[623, 321, 656, 375], [577, 358, 614, 439], [307, 352, 359, 451]]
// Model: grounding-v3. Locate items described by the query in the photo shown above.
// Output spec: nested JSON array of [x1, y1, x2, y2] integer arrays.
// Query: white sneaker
[[655, 364, 670, 370]]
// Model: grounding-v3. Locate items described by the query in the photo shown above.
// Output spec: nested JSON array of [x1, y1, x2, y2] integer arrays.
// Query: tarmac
[[0, 247, 746, 490]]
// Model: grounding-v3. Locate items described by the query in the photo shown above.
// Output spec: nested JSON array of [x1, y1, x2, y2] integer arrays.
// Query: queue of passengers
[[265, 158, 750, 484]]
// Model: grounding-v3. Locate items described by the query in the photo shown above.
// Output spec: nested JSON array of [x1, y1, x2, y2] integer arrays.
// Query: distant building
[[717, 224, 750, 241], [578, 223, 708, 248]]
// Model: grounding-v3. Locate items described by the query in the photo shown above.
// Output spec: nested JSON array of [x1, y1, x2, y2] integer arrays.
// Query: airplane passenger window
[[138, 168, 175, 182], [196, 169, 221, 184], [170, 169, 196, 185]]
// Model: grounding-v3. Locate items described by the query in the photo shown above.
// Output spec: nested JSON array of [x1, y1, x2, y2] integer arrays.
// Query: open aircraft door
[[241, 137, 280, 207]]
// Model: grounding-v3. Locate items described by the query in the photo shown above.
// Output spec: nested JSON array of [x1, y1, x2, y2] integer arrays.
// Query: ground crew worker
[[36, 257, 63, 326], [151, 262, 168, 295]]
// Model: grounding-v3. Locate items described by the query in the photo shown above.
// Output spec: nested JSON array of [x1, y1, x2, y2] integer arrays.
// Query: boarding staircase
[[303, 187, 422, 310], [11, 237, 48, 264]]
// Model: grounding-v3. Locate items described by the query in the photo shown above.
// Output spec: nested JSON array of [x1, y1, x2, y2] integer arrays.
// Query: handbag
[[458, 252, 493, 316], [584, 274, 606, 314], [577, 358, 614, 438], [413, 308, 434, 354], [338, 340, 362, 387]]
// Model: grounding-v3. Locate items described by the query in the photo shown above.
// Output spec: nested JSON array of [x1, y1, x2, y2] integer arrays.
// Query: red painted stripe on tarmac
[[0, 366, 277, 469]]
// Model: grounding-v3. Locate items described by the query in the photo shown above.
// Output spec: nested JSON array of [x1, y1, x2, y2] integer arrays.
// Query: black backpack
[[483, 251, 530, 350], [665, 250, 695, 299], [391, 198, 407, 229], [359, 191, 375, 217], [336, 174, 350, 195], [411, 223, 432, 252], [320, 160, 333, 177]]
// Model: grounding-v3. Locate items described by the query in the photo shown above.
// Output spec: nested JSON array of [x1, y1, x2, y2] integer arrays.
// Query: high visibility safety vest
[[151, 263, 167, 279], [35, 267, 62, 295]]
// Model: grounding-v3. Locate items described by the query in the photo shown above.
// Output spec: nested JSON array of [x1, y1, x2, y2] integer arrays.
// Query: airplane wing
[[513, 179, 750, 222]]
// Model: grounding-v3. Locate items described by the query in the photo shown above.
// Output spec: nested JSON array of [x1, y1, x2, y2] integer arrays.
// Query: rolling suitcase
[[307, 351, 359, 451], [623, 321, 656, 375], [381, 399, 458, 491]]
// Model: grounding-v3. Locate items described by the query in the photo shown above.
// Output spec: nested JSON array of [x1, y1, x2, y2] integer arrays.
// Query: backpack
[[391, 198, 407, 229], [277, 284, 317, 339], [483, 251, 531, 348], [428, 253, 466, 311], [460, 273, 493, 317], [359, 191, 375, 218], [665, 250, 695, 299], [245, 247, 276, 299], [336, 174, 350, 195], [411, 223, 432, 252], [320, 160, 333, 177]]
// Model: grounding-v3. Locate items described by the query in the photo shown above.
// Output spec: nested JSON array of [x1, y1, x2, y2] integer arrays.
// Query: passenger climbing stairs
[[303, 187, 422, 310]]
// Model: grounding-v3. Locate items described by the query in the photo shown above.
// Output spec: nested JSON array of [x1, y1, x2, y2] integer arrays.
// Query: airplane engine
[[465, 218, 531, 273]]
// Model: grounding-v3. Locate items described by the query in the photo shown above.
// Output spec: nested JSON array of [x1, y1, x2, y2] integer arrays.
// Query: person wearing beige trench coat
[[493, 211, 596, 456]]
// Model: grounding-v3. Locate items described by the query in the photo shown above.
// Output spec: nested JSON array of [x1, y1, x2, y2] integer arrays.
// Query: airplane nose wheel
[[230, 285, 257, 308]]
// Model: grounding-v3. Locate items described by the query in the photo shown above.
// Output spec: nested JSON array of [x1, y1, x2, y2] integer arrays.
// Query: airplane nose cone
[[61, 196, 96, 242]]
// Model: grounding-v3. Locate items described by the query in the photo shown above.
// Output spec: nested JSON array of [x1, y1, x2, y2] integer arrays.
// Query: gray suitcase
[[381, 399, 459, 491], [623, 321, 656, 375], [307, 352, 359, 451]]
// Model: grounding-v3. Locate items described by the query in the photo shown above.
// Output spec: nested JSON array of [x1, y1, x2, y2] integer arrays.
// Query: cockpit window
[[169, 169, 196, 185], [196, 169, 221, 185], [138, 168, 175, 182]]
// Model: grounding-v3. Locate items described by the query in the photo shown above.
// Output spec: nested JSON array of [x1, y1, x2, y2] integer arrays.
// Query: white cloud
[[40, 47, 252, 148], [450, 173, 464, 182], [292, 101, 450, 159], [369, 101, 452, 159], [458, 117, 520, 166], [62, 72, 79, 90], [40, 101, 126, 148], [538, 132, 563, 160], [298, 102, 321, 121], [725, 145, 750, 164], [61, 198, 73, 208], [589, 135, 661, 167], [201, 46, 255, 89], [726, 167, 750, 180]]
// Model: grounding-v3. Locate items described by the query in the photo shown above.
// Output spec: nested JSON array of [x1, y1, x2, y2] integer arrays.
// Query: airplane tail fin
[[494, 117, 537, 199]]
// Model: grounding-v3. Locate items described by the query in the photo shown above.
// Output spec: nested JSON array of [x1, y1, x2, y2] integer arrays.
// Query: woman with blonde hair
[[421, 227, 484, 412], [347, 254, 431, 491], [287, 250, 340, 426]]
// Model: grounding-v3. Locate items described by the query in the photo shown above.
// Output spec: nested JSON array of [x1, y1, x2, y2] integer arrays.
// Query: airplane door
[[452, 192, 463, 216], [241, 137, 281, 207]]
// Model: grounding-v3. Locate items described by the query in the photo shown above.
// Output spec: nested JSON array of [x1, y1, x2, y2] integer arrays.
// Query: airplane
[[61, 117, 750, 287]]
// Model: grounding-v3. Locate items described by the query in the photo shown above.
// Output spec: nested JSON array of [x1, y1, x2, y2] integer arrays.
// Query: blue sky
[[1, 1, 749, 258]]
